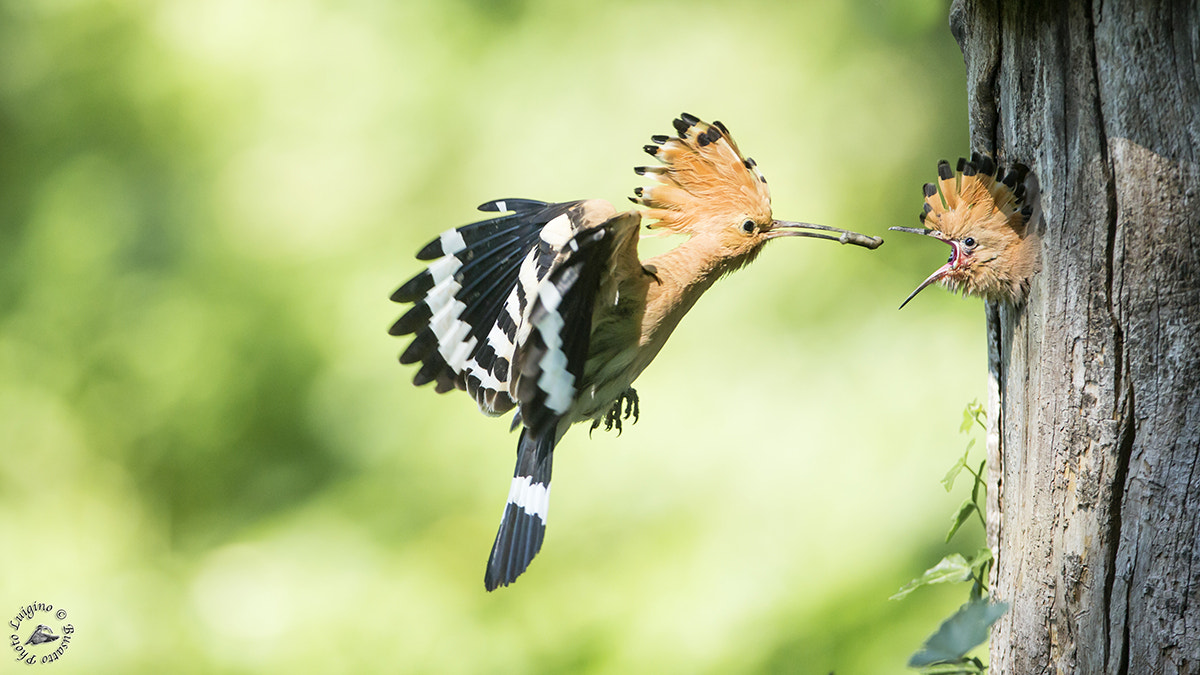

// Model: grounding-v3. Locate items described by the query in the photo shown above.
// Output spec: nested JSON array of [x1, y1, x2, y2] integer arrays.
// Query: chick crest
[[892, 153, 1040, 308]]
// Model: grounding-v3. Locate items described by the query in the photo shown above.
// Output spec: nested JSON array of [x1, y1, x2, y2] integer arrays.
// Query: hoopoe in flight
[[390, 113, 883, 590], [890, 153, 1038, 308]]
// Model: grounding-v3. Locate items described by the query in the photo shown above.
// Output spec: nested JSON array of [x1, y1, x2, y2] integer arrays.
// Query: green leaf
[[959, 405, 976, 434], [960, 400, 986, 433], [890, 554, 974, 601], [941, 442, 973, 492], [908, 600, 1009, 667], [968, 548, 993, 576], [970, 458, 986, 503], [946, 499, 977, 542], [968, 549, 994, 600]]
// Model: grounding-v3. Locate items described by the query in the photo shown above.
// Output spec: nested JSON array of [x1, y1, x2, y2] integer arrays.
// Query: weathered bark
[[950, 0, 1200, 672]]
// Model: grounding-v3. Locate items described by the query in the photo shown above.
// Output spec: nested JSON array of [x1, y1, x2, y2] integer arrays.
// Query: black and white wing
[[485, 210, 642, 591], [511, 223, 619, 434], [392, 197, 643, 590], [390, 198, 591, 416]]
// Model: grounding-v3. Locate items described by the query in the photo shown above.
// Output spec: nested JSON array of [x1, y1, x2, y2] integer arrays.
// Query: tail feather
[[485, 427, 556, 591]]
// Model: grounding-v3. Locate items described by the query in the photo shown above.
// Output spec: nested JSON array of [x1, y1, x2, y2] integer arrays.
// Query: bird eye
[[741, 220, 755, 234], [963, 237, 977, 248]]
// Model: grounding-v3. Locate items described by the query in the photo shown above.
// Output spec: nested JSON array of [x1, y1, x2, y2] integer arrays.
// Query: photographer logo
[[9, 602, 74, 665]]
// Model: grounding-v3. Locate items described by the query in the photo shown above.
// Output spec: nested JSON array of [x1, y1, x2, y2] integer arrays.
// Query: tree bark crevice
[[1088, 5, 1134, 670], [957, 0, 1200, 673], [1105, 379, 1136, 675]]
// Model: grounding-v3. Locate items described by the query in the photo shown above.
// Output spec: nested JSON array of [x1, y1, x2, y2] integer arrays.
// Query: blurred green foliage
[[0, 0, 988, 672]]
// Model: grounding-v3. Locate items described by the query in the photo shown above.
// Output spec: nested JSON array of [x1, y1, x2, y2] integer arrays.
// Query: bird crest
[[924, 154, 1029, 241], [632, 113, 773, 236], [391, 113, 884, 590], [892, 153, 1038, 307]]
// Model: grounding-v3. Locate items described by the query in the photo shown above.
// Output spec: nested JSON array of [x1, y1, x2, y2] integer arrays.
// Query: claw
[[591, 388, 641, 437]]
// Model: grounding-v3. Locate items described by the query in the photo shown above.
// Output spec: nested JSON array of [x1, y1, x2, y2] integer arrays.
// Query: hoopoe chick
[[390, 113, 883, 591], [890, 153, 1039, 308]]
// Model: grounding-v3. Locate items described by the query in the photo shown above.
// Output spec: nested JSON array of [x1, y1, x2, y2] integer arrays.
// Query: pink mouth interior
[[945, 240, 962, 270]]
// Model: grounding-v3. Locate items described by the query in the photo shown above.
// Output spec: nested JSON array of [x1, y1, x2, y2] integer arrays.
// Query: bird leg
[[589, 388, 640, 436]]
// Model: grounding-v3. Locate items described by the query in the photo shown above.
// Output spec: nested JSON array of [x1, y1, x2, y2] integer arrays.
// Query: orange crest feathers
[[922, 153, 1031, 240], [892, 152, 1040, 307], [631, 113, 773, 235]]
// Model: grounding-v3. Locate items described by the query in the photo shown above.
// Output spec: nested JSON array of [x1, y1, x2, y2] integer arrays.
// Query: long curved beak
[[889, 226, 954, 309], [896, 262, 954, 309], [768, 220, 883, 249]]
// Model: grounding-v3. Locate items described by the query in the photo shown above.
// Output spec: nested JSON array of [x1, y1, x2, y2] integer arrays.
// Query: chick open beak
[[889, 226, 958, 309], [768, 220, 883, 249]]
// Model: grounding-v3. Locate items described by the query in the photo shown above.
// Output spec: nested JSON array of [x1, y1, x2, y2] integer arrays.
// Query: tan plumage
[[622, 114, 883, 377], [564, 114, 886, 427], [391, 113, 884, 590], [891, 154, 1040, 307]]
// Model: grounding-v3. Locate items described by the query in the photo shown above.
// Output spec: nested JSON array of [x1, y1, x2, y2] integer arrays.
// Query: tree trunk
[[950, 0, 1200, 672]]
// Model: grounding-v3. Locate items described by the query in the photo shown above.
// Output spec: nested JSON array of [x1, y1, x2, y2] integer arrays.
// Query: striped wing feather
[[512, 225, 614, 435], [391, 199, 573, 415], [390, 199, 621, 418]]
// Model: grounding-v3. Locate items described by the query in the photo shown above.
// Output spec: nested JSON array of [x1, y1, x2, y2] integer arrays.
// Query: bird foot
[[589, 388, 640, 437]]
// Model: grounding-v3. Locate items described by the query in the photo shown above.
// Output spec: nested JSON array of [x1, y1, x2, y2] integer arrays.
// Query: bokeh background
[[0, 0, 991, 672]]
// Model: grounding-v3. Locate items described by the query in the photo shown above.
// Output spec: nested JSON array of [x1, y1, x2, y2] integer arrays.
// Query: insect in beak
[[768, 220, 884, 249]]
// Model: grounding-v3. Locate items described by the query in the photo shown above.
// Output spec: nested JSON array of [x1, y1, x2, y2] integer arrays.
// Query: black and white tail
[[392, 198, 634, 590], [483, 224, 618, 589], [485, 427, 556, 590]]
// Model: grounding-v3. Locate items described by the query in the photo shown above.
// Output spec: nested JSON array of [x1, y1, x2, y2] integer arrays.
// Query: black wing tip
[[389, 302, 431, 336], [477, 198, 548, 213], [415, 238, 442, 260], [398, 329, 437, 365], [390, 270, 433, 302], [389, 286, 411, 303]]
